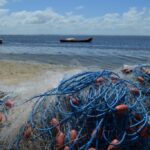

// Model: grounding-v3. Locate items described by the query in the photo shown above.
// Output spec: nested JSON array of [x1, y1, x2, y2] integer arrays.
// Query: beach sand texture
[[0, 60, 53, 85]]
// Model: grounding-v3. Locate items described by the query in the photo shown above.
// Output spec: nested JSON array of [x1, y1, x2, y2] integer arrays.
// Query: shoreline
[[0, 53, 148, 70]]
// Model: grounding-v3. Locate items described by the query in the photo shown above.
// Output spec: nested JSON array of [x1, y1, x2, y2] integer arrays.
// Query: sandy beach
[[0, 59, 89, 84], [0, 60, 51, 85]]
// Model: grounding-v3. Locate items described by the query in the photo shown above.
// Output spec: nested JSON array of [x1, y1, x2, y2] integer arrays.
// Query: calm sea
[[0, 35, 150, 68]]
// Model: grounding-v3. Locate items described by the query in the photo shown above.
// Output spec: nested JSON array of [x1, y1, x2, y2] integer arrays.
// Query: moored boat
[[0, 39, 2, 44], [60, 37, 93, 43]]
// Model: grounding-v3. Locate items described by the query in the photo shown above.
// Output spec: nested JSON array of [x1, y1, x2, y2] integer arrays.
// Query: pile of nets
[[10, 65, 150, 150]]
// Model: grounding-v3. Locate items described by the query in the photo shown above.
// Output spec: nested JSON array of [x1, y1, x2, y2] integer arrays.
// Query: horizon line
[[0, 34, 150, 37]]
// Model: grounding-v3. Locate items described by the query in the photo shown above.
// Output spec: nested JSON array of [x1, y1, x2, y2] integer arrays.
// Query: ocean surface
[[0, 35, 150, 69]]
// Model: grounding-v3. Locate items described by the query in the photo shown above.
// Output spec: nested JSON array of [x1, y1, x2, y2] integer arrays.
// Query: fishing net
[[9, 68, 150, 150], [0, 91, 14, 149], [0, 91, 14, 126]]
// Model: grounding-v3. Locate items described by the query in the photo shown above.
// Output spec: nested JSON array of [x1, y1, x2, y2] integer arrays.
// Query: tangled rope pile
[[10, 65, 150, 150]]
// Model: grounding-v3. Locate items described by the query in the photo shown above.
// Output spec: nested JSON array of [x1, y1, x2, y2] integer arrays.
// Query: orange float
[[88, 148, 96, 150], [111, 76, 118, 83], [96, 77, 104, 84], [140, 122, 150, 138], [107, 139, 119, 150], [72, 97, 79, 105], [50, 118, 60, 128], [70, 129, 77, 141], [136, 76, 145, 84], [115, 104, 128, 115], [142, 68, 150, 75], [130, 88, 140, 96], [56, 132, 65, 149], [5, 99, 13, 108], [134, 114, 141, 121], [64, 146, 70, 150], [50, 118, 60, 135], [24, 126, 32, 138], [121, 68, 132, 74]]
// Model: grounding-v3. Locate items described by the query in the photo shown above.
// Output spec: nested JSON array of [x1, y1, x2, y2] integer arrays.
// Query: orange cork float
[[96, 77, 104, 84], [24, 126, 32, 138], [56, 132, 65, 149], [121, 68, 132, 74], [88, 148, 96, 150], [130, 88, 140, 96], [50, 118, 60, 128], [70, 129, 77, 141], [72, 97, 79, 105], [134, 114, 141, 121], [142, 68, 150, 75], [107, 139, 120, 150], [115, 104, 128, 115], [136, 76, 145, 84], [64, 146, 70, 150], [50, 118, 60, 135], [111, 76, 118, 83], [140, 122, 150, 138], [5, 99, 13, 108]]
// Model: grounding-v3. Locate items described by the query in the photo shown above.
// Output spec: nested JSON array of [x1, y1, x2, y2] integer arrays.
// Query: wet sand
[[0, 53, 144, 69], [0, 60, 51, 85]]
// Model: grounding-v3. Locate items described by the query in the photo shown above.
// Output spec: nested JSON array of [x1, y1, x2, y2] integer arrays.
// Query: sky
[[0, 0, 150, 35]]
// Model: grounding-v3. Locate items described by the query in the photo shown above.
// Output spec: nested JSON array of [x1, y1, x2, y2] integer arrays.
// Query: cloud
[[0, 0, 7, 7], [0, 7, 150, 35]]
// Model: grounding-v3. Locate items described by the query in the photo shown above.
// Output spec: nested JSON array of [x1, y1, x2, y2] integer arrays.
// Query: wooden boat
[[0, 39, 2, 44], [60, 37, 93, 43]]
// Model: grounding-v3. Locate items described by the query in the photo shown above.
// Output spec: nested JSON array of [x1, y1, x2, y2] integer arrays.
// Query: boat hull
[[0, 40, 2, 44], [60, 38, 93, 43]]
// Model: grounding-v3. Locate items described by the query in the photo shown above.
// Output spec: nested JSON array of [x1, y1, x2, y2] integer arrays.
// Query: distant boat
[[0, 39, 2, 44], [60, 37, 93, 43]]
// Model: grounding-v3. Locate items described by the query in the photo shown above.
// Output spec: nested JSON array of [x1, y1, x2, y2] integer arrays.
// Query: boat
[[60, 37, 93, 43], [0, 39, 2, 44]]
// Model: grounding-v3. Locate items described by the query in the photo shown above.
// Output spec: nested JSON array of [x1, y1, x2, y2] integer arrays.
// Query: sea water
[[0, 35, 150, 68]]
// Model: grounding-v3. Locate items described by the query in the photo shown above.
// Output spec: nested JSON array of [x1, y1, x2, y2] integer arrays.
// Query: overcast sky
[[0, 0, 150, 35]]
